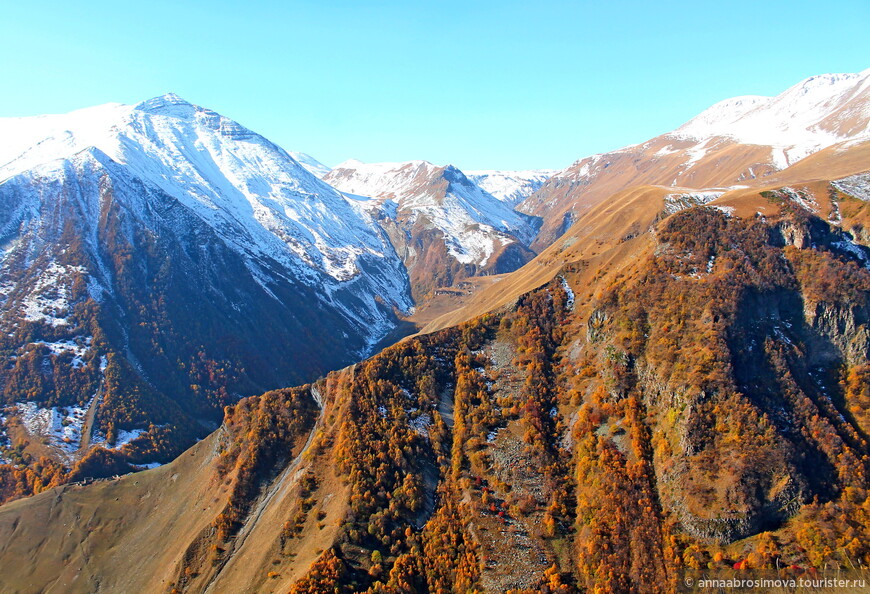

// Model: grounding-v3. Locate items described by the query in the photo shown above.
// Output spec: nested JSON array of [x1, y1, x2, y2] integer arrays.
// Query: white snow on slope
[[0, 95, 401, 284], [91, 428, 147, 450], [558, 275, 575, 311], [28, 337, 92, 368], [288, 151, 331, 178], [833, 172, 870, 201], [327, 159, 434, 201], [663, 190, 725, 214], [15, 400, 89, 461], [0, 95, 413, 348], [0, 411, 11, 463], [326, 160, 538, 267], [671, 70, 870, 167], [18, 262, 86, 327], [466, 169, 555, 206], [540, 70, 870, 191]]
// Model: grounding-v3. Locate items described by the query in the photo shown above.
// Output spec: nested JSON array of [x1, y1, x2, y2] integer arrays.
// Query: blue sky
[[2, 1, 868, 171]]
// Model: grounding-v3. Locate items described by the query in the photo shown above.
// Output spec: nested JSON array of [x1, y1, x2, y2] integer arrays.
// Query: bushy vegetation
[[283, 206, 870, 592]]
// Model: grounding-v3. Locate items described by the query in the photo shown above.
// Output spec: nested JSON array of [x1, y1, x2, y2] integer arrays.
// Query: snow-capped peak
[[0, 95, 414, 323], [134, 92, 195, 113], [325, 159, 442, 201], [672, 70, 870, 152], [467, 169, 555, 206], [324, 159, 539, 267]]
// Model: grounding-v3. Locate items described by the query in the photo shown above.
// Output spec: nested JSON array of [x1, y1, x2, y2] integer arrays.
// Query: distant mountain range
[[324, 160, 543, 299]]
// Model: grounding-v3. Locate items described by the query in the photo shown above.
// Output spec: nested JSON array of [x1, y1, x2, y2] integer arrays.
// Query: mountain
[[0, 94, 412, 474], [287, 151, 332, 178], [521, 69, 870, 250], [1, 71, 870, 593], [2, 162, 869, 591], [466, 169, 555, 206], [324, 159, 541, 299]]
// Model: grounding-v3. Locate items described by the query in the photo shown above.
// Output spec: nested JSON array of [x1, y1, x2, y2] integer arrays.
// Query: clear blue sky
[[2, 1, 868, 171]]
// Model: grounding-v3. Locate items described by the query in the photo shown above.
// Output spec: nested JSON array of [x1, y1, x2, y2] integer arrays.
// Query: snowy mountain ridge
[[517, 69, 870, 251], [540, 69, 870, 184], [466, 169, 555, 206], [0, 94, 408, 292], [324, 159, 540, 268], [669, 69, 870, 167], [288, 151, 331, 178]]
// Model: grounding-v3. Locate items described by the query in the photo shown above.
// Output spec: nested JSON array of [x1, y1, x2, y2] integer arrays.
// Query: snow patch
[[833, 172, 870, 201], [18, 262, 86, 327], [655, 145, 679, 158], [0, 411, 11, 463], [777, 187, 818, 212], [663, 191, 724, 214], [558, 275, 575, 310], [91, 428, 148, 450], [134, 461, 163, 470], [28, 336, 92, 368], [408, 413, 432, 438], [15, 400, 89, 461], [833, 238, 870, 268]]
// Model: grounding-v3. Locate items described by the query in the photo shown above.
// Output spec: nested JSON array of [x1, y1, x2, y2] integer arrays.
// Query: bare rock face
[[803, 300, 870, 366]]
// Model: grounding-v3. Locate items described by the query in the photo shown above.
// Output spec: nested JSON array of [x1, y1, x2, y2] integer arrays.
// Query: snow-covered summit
[[671, 70, 870, 166], [0, 94, 406, 286], [467, 169, 555, 206], [327, 159, 442, 202], [325, 159, 540, 267], [0, 94, 414, 351]]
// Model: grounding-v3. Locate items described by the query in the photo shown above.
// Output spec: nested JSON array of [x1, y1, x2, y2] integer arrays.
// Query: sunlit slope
[[0, 433, 228, 593], [521, 70, 870, 250], [422, 141, 870, 335]]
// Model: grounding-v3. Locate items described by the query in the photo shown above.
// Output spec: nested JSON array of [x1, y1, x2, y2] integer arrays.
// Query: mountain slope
[[287, 151, 332, 178], [324, 159, 541, 299], [1, 72, 869, 593], [0, 95, 412, 476], [466, 169, 554, 206], [521, 69, 870, 250], [2, 188, 868, 592], [423, 138, 870, 337]]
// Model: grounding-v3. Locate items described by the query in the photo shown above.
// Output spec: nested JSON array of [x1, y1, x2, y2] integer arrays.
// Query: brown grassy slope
[[521, 138, 778, 251], [0, 386, 326, 594], [0, 432, 229, 594]]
